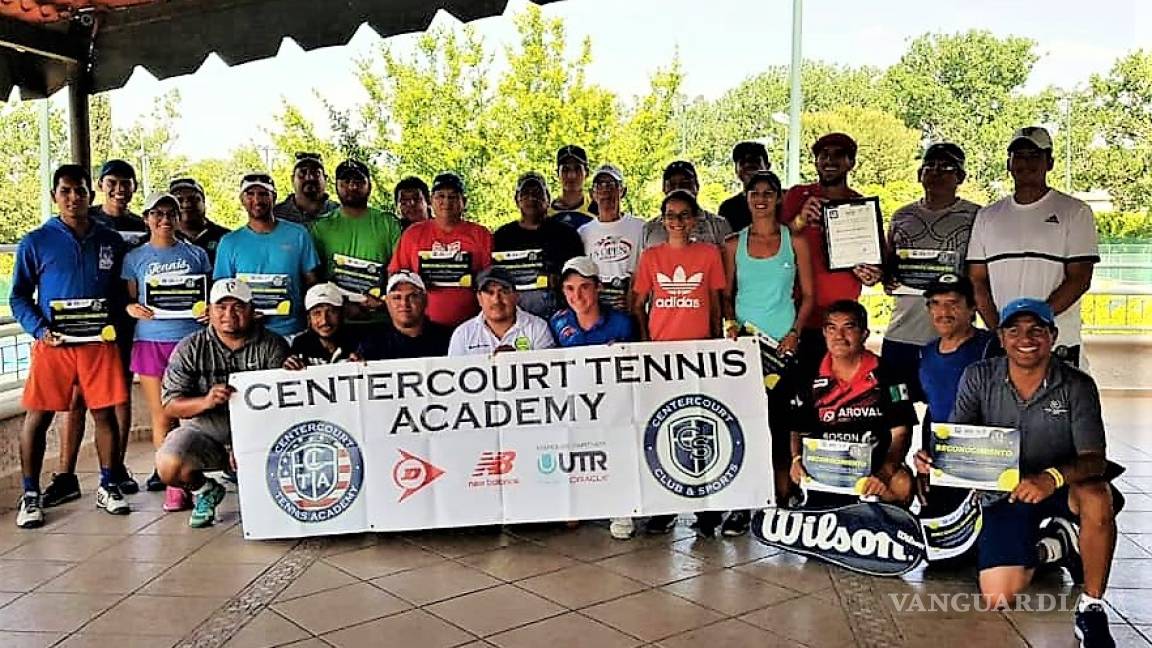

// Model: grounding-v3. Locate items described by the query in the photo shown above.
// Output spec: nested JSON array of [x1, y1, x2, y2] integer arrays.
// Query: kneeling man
[[790, 300, 916, 506], [923, 298, 1118, 647], [157, 279, 289, 528]]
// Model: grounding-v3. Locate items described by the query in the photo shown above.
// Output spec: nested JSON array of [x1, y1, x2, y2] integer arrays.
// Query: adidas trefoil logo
[[655, 265, 703, 308]]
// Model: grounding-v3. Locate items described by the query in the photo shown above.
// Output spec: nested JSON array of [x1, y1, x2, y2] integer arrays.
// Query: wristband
[[1044, 467, 1065, 489], [723, 319, 739, 331], [792, 455, 803, 464]]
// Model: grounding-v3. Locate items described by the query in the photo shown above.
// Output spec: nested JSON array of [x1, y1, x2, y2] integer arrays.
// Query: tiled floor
[[0, 396, 1147, 647]]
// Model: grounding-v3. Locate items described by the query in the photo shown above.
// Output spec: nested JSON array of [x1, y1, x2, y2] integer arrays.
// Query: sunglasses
[[295, 152, 322, 161], [242, 173, 274, 184]]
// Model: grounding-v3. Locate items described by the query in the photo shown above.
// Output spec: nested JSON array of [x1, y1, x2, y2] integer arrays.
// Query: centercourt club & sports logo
[[644, 394, 745, 498], [266, 420, 364, 523]]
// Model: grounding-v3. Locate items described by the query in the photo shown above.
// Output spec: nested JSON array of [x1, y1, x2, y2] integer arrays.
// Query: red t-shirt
[[633, 242, 725, 341], [389, 219, 493, 327], [781, 182, 864, 330]]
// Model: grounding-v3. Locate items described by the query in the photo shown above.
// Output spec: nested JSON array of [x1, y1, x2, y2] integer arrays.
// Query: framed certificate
[[822, 197, 884, 271], [492, 249, 549, 291], [890, 247, 961, 295], [144, 274, 208, 319], [331, 254, 385, 296], [801, 437, 874, 495], [50, 298, 116, 344], [236, 273, 292, 317], [417, 250, 473, 288], [929, 423, 1021, 491]]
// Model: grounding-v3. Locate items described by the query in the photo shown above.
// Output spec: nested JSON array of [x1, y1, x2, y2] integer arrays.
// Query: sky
[[50, 0, 1146, 161]]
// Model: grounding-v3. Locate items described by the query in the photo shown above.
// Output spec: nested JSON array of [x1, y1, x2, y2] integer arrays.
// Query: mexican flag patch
[[889, 383, 910, 402]]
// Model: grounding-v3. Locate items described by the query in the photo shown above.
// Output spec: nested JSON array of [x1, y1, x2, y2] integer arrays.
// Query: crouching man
[[156, 279, 289, 528], [917, 298, 1119, 647]]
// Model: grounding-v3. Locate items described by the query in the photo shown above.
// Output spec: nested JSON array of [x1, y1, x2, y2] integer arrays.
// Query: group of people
[[8, 127, 1121, 646]]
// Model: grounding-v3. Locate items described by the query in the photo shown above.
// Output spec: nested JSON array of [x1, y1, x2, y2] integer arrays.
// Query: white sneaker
[[609, 517, 634, 540], [16, 492, 44, 529], [95, 485, 130, 516]]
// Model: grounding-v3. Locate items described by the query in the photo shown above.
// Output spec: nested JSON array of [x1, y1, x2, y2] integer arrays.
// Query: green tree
[[1079, 51, 1152, 211], [0, 101, 68, 243]]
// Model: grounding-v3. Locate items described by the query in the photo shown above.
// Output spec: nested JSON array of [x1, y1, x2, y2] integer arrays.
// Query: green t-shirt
[[311, 206, 402, 323]]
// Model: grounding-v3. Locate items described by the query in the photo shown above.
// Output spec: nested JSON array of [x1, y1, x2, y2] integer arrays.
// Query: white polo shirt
[[967, 189, 1098, 345], [447, 308, 557, 356]]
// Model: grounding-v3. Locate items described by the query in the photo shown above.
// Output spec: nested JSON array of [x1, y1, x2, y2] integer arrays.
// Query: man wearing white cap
[[156, 278, 289, 528], [577, 164, 645, 312], [357, 271, 451, 360], [213, 173, 321, 338], [967, 126, 1099, 368], [283, 283, 361, 368], [447, 266, 556, 356]]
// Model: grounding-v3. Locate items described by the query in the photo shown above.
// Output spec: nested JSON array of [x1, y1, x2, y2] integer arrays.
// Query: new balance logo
[[472, 451, 516, 477], [655, 266, 703, 308], [1045, 214, 1060, 224]]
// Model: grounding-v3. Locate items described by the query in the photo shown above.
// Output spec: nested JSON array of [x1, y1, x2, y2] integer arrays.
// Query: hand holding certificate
[[822, 198, 884, 271], [801, 438, 874, 495], [929, 423, 1021, 491], [50, 299, 117, 344]]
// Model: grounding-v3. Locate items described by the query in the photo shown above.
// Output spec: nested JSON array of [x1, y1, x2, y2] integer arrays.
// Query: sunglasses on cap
[[295, 152, 322, 161], [242, 173, 274, 184]]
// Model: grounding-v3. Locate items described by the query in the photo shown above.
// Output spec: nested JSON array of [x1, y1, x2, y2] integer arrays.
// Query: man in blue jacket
[[9, 165, 132, 528]]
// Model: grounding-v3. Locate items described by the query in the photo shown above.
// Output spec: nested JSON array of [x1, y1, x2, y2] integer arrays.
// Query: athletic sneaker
[[1040, 516, 1084, 584], [690, 516, 719, 539], [16, 492, 44, 529], [644, 514, 678, 535], [41, 473, 81, 508], [188, 479, 226, 528], [609, 517, 635, 540], [1074, 602, 1115, 648], [163, 486, 191, 512], [145, 470, 166, 492], [95, 484, 131, 515], [721, 510, 751, 537], [116, 466, 140, 495]]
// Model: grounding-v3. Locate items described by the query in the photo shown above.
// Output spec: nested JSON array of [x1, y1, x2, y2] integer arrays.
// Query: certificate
[[417, 250, 473, 288], [801, 437, 874, 495], [331, 254, 385, 296], [49, 299, 117, 344], [236, 273, 292, 317], [890, 247, 961, 295], [144, 274, 208, 319], [822, 198, 884, 270], [746, 325, 796, 391], [920, 491, 982, 562], [929, 423, 1020, 491], [492, 249, 549, 291], [598, 276, 630, 312]]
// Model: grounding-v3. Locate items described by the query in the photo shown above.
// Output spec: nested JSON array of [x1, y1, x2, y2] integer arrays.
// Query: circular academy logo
[[265, 420, 364, 522], [644, 395, 745, 498]]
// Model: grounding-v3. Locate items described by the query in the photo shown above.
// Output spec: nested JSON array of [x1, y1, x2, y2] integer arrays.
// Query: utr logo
[[472, 451, 517, 477]]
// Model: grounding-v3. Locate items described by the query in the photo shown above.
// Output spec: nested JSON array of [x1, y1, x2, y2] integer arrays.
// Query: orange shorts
[[22, 342, 129, 412]]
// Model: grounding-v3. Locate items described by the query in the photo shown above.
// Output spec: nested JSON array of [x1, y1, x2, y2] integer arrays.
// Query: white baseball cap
[[386, 270, 427, 293], [561, 256, 600, 279], [592, 164, 624, 185], [305, 283, 345, 310], [1008, 126, 1053, 152], [142, 191, 178, 212], [239, 172, 277, 196], [209, 279, 253, 304]]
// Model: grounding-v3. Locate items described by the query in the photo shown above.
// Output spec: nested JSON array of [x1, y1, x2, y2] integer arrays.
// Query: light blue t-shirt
[[213, 220, 321, 337], [121, 241, 213, 342]]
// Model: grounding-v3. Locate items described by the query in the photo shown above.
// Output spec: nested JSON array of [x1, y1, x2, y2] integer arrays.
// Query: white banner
[[229, 338, 772, 539]]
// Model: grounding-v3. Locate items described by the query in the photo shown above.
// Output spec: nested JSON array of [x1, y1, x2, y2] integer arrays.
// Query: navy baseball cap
[[475, 266, 516, 292], [998, 298, 1056, 329], [431, 172, 466, 194], [923, 274, 975, 302], [99, 159, 136, 181], [335, 159, 370, 181]]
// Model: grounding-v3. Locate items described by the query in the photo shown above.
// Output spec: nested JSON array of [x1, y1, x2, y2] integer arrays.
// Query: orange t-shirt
[[388, 220, 493, 327], [633, 242, 725, 341]]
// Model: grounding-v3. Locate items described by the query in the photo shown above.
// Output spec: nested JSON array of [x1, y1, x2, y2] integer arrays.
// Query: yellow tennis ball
[[191, 301, 206, 317], [275, 300, 291, 315], [100, 325, 117, 342], [997, 468, 1020, 491], [853, 477, 869, 494], [934, 425, 952, 440]]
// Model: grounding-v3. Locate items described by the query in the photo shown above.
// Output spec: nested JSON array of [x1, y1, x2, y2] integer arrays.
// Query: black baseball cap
[[923, 274, 975, 303], [811, 132, 858, 158], [556, 145, 589, 168], [922, 142, 966, 169], [475, 266, 516, 292], [431, 172, 466, 194], [731, 141, 770, 164], [335, 159, 370, 181], [98, 159, 136, 181], [662, 160, 698, 182], [293, 152, 325, 172]]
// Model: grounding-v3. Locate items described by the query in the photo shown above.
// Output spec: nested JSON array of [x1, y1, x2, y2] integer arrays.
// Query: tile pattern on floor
[[0, 397, 1147, 647]]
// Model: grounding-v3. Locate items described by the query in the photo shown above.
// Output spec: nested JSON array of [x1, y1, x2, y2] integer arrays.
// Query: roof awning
[[0, 0, 562, 99]]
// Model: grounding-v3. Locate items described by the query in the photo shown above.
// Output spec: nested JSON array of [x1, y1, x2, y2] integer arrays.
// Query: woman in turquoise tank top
[[721, 170, 815, 513]]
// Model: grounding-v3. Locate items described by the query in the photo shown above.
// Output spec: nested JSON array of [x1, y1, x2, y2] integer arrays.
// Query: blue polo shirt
[[10, 217, 126, 340], [919, 329, 1000, 424], [549, 306, 635, 347], [213, 220, 320, 337]]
